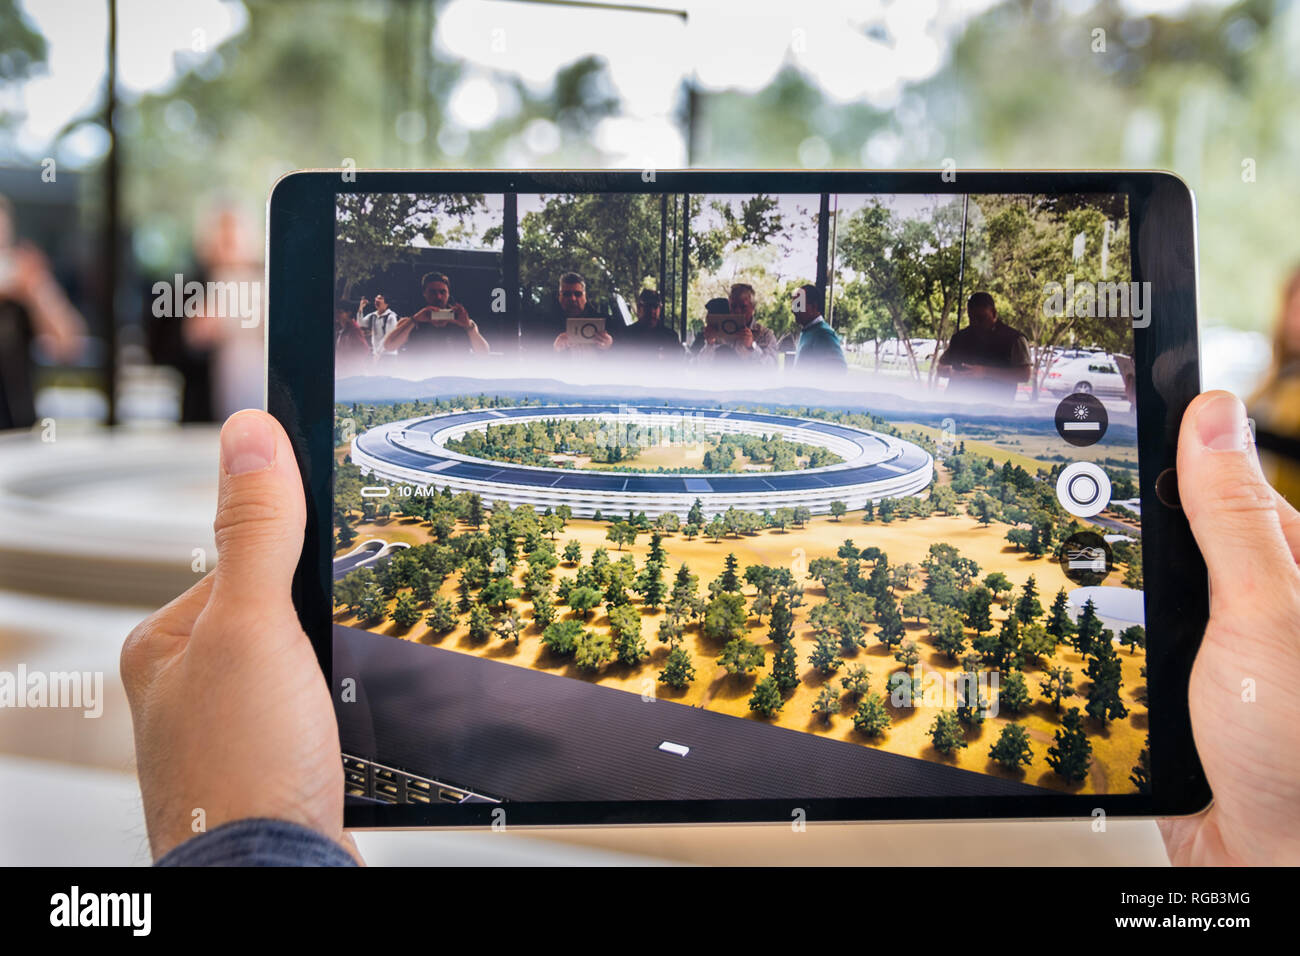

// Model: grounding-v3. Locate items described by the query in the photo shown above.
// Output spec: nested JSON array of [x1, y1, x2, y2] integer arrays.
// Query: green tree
[[391, 592, 421, 630], [703, 592, 748, 643], [574, 629, 614, 671], [1045, 588, 1075, 647], [929, 710, 968, 755], [1039, 666, 1076, 713], [718, 638, 765, 676], [608, 604, 648, 665], [1015, 575, 1043, 624], [562, 540, 583, 565], [749, 676, 784, 717], [1046, 707, 1093, 784], [989, 724, 1034, 771], [964, 585, 994, 634], [659, 646, 696, 689], [808, 635, 844, 676], [932, 607, 967, 661], [771, 637, 799, 694], [999, 670, 1032, 714], [425, 596, 457, 634], [1072, 598, 1104, 657], [1119, 624, 1146, 655], [1084, 639, 1129, 724], [829, 500, 847, 521], [840, 663, 871, 699], [567, 585, 602, 620], [467, 604, 493, 643], [852, 693, 892, 737], [812, 685, 842, 723]]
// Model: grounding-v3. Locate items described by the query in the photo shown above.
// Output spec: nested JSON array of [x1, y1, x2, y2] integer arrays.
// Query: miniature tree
[[955, 671, 988, 726], [1072, 598, 1104, 657], [808, 634, 844, 676], [718, 638, 765, 676], [1045, 587, 1075, 647], [989, 724, 1034, 771], [1119, 624, 1146, 655], [391, 592, 422, 630], [541, 618, 583, 656], [1046, 707, 1092, 783], [1015, 575, 1043, 624], [929, 710, 967, 755], [999, 670, 1032, 714], [467, 604, 493, 643], [425, 596, 457, 634], [562, 540, 583, 565], [932, 608, 967, 662], [812, 685, 841, 724], [749, 676, 784, 717], [853, 693, 891, 737], [574, 629, 614, 671], [658, 646, 696, 689], [495, 609, 524, 646], [829, 500, 847, 521], [840, 663, 871, 699], [1084, 639, 1129, 724], [1130, 739, 1151, 794], [1039, 666, 1076, 713]]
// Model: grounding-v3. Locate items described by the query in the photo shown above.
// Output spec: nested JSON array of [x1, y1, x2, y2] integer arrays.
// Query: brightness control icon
[[1055, 392, 1108, 447]]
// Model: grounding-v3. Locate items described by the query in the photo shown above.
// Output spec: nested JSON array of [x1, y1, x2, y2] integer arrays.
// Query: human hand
[[595, 330, 613, 349], [359, 297, 370, 313], [736, 326, 755, 351], [1159, 390, 1300, 865], [450, 304, 471, 328], [553, 331, 570, 351], [121, 410, 361, 864]]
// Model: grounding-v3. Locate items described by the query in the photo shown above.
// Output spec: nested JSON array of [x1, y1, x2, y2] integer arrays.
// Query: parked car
[[1041, 353, 1127, 398]]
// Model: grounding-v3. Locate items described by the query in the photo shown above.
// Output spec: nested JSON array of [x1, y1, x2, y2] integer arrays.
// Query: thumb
[[210, 409, 306, 615], [1176, 390, 1295, 610]]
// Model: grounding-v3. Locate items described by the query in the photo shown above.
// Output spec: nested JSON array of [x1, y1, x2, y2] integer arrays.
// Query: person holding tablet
[[119, 389, 1300, 866], [550, 271, 614, 353]]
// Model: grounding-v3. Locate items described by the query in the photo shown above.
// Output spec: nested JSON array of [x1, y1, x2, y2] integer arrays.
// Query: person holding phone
[[355, 293, 398, 356], [695, 282, 778, 365], [382, 272, 489, 357]]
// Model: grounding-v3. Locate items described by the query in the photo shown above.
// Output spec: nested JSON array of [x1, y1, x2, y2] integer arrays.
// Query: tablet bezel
[[267, 169, 1209, 827]]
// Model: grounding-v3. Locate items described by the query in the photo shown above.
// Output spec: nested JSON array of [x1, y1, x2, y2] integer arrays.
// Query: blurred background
[[1, 0, 1297, 865]]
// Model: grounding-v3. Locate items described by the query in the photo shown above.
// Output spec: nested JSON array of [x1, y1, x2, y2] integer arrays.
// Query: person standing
[[790, 283, 846, 375], [356, 293, 398, 357], [936, 291, 1031, 402]]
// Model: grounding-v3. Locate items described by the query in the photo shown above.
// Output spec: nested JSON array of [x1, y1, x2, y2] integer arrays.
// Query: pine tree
[[749, 676, 784, 717], [955, 672, 987, 726], [771, 635, 799, 694], [1130, 739, 1151, 794], [1045, 588, 1075, 647], [862, 498, 875, 522], [1014, 575, 1043, 624], [719, 553, 741, 593], [1046, 707, 1093, 783], [1085, 639, 1129, 724]]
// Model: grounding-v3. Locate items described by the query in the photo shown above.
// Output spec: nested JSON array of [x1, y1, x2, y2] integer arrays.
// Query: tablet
[[268, 170, 1209, 827]]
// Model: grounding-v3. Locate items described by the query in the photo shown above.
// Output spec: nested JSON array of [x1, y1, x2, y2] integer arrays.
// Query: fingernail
[[1197, 392, 1248, 452], [221, 413, 276, 474]]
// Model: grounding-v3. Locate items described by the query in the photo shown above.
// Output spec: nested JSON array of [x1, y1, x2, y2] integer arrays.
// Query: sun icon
[[1073, 403, 1091, 421]]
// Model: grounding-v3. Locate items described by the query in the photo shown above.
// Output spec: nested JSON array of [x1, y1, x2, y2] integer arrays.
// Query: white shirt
[[357, 307, 398, 355]]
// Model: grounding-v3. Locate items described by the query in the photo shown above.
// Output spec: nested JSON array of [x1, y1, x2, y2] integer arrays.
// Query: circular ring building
[[351, 405, 933, 519]]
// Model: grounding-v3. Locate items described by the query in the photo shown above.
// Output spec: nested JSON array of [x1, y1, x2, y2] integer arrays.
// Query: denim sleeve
[[154, 818, 358, 867]]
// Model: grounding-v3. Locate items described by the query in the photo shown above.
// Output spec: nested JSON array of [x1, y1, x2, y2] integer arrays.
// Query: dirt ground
[[337, 504, 1147, 795]]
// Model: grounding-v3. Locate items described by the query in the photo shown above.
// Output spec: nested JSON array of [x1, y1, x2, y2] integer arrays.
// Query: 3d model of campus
[[332, 393, 1148, 796]]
